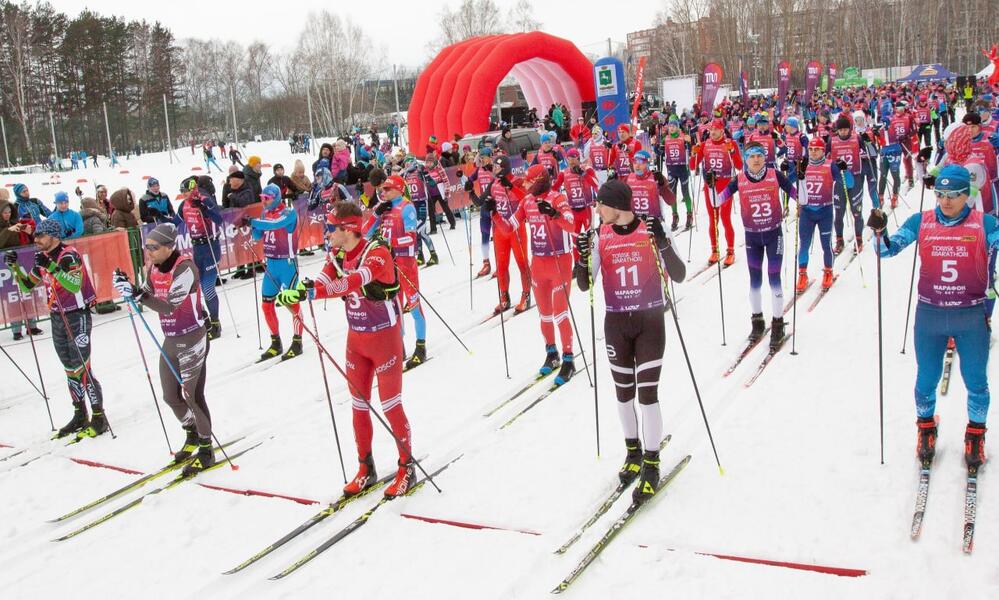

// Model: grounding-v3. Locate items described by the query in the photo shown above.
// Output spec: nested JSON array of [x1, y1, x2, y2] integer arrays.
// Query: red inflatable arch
[[408, 31, 595, 157]]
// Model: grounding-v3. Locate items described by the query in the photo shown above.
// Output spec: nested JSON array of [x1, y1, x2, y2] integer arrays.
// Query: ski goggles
[[934, 189, 967, 200]]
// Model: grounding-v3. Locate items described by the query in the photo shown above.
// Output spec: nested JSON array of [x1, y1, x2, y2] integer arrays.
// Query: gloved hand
[[704, 171, 716, 188], [916, 147, 932, 163], [482, 197, 497, 212], [835, 159, 848, 171], [464, 179, 474, 192], [571, 166, 583, 176], [922, 174, 936, 189], [653, 171, 666, 187], [576, 229, 593, 262], [499, 177, 513, 189], [275, 279, 314, 307], [34, 251, 54, 272], [867, 208, 888, 232], [4, 250, 18, 267], [112, 270, 134, 298], [481, 163, 493, 172], [536, 199, 558, 217], [779, 161, 789, 173], [607, 170, 618, 181], [374, 201, 393, 216], [643, 215, 667, 245], [519, 149, 528, 161], [603, 140, 613, 149], [796, 159, 807, 180], [238, 216, 252, 228]]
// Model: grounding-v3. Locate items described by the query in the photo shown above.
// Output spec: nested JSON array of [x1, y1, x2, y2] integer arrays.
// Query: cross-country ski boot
[[821, 267, 834, 290], [891, 194, 899, 209], [384, 458, 416, 498], [207, 319, 222, 341], [723, 247, 735, 266], [632, 450, 661, 505], [708, 248, 720, 264], [405, 340, 427, 370], [281, 335, 303, 361], [670, 212, 679, 232], [619, 438, 642, 485], [769, 317, 785, 351], [833, 236, 845, 256], [426, 251, 439, 266], [965, 422, 987, 470], [173, 426, 199, 464], [416, 249, 426, 266], [343, 453, 377, 497], [55, 401, 89, 439], [514, 290, 532, 313], [181, 438, 216, 478], [748, 313, 766, 344], [259, 335, 282, 362], [554, 353, 576, 385], [539, 344, 560, 376], [685, 212, 694, 230], [916, 416, 937, 464], [795, 268, 809, 294], [476, 259, 491, 278], [494, 291, 511, 314], [76, 410, 108, 440]]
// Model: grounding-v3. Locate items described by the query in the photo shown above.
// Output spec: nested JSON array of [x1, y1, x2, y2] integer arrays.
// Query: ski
[[963, 466, 979, 554], [49, 437, 246, 523], [722, 331, 770, 377], [223, 471, 397, 574], [910, 459, 932, 539], [554, 435, 672, 555], [687, 261, 716, 281], [483, 371, 558, 418], [499, 360, 589, 430], [939, 347, 955, 396], [743, 335, 791, 388], [699, 260, 735, 286], [792, 279, 814, 300], [552, 455, 691, 594], [807, 275, 840, 312], [270, 455, 463, 580], [53, 441, 261, 542], [403, 357, 433, 372]]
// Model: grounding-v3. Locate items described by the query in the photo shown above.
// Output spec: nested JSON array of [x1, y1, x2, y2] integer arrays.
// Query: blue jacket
[[879, 206, 999, 258], [15, 196, 51, 223], [139, 191, 176, 224], [50, 208, 84, 239]]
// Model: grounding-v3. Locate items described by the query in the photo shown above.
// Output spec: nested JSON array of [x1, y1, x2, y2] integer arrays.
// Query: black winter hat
[[834, 115, 852, 130], [228, 171, 245, 180], [596, 180, 633, 212]]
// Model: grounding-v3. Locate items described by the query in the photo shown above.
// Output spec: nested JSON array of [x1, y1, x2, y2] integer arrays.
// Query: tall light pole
[[748, 32, 761, 90]]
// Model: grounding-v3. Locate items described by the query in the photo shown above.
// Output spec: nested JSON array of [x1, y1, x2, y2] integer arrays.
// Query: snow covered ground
[[1, 142, 997, 599]]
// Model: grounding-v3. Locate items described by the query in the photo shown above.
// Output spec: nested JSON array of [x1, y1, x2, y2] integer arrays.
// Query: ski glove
[[576, 229, 593, 262], [482, 197, 496, 212], [642, 215, 667, 246], [4, 250, 17, 267], [867, 208, 888, 232], [779, 161, 789, 173], [703, 171, 716, 188], [796, 159, 808, 180], [112, 271, 134, 299], [922, 174, 936, 189], [275, 279, 314, 307], [835, 159, 849, 172], [536, 199, 558, 217], [34, 251, 54, 272], [464, 179, 475, 192], [374, 201, 393, 216]]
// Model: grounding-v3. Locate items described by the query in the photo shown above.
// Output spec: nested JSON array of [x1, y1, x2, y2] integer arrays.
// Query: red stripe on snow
[[695, 552, 867, 577], [69, 457, 144, 475], [195, 483, 319, 506], [0, 443, 13, 448], [400, 513, 542, 536]]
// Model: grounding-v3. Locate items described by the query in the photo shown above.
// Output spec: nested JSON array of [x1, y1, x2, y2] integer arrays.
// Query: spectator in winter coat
[[226, 171, 256, 208], [497, 127, 517, 157], [439, 142, 457, 167], [49, 191, 83, 239], [331, 141, 351, 182], [12, 183, 51, 223], [267, 164, 298, 201], [570, 116, 592, 147], [243, 156, 263, 201], [109, 188, 139, 229], [0, 196, 41, 339], [312, 142, 335, 175], [94, 185, 113, 218], [80, 197, 108, 235], [290, 160, 311, 198], [139, 178, 177, 224]]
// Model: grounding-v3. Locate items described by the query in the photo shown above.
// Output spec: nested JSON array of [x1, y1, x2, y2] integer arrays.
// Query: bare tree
[[0, 3, 34, 156], [429, 0, 505, 54], [508, 0, 542, 33]]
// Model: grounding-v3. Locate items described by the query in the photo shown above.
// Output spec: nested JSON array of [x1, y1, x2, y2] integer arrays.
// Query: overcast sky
[[55, 0, 658, 70]]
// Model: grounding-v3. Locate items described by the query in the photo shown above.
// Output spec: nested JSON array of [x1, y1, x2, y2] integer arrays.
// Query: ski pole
[[875, 229, 885, 465], [496, 279, 511, 379], [395, 268, 471, 354], [687, 171, 699, 263], [48, 290, 116, 439], [790, 204, 800, 356], [123, 295, 237, 470], [195, 210, 241, 338], [436, 206, 455, 265], [251, 257, 262, 350], [586, 233, 600, 458], [122, 299, 173, 454], [292, 312, 443, 493], [464, 206, 473, 310], [23, 291, 53, 427], [900, 183, 927, 354], [306, 295, 348, 485], [839, 170, 866, 286], [0, 343, 48, 405], [709, 183, 727, 346], [650, 233, 724, 475]]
